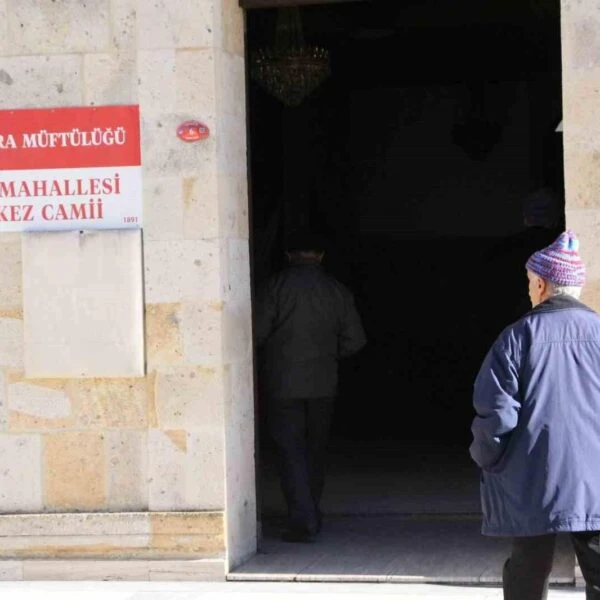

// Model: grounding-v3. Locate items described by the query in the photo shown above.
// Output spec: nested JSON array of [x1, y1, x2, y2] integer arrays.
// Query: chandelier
[[251, 8, 331, 107]]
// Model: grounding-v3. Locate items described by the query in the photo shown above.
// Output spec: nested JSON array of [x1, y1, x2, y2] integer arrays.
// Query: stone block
[[0, 371, 6, 430], [65, 378, 149, 429], [563, 144, 600, 208], [176, 49, 217, 120], [581, 279, 600, 313], [221, 1, 245, 57], [6, 0, 111, 55], [180, 301, 222, 365], [0, 560, 22, 580], [0, 1, 7, 56], [140, 113, 217, 177], [12, 558, 225, 581], [154, 366, 225, 430], [218, 172, 249, 240], [148, 429, 186, 510], [225, 239, 252, 307], [0, 318, 23, 369], [148, 429, 224, 511], [0, 512, 149, 537], [216, 52, 245, 118], [224, 359, 256, 566], [148, 558, 224, 580], [216, 114, 247, 175], [0, 241, 22, 312], [138, 0, 215, 50], [22, 560, 148, 581], [0, 511, 224, 560], [185, 430, 225, 510], [22, 230, 145, 378], [144, 239, 222, 304], [83, 53, 137, 106], [566, 209, 600, 280], [43, 432, 106, 510], [138, 50, 177, 115], [562, 69, 600, 140], [146, 303, 184, 369], [222, 304, 252, 365], [110, 0, 137, 52], [0, 55, 82, 109], [562, 12, 600, 71], [150, 512, 224, 557], [143, 177, 185, 242], [182, 174, 220, 240], [106, 430, 148, 511], [0, 434, 42, 512], [7, 379, 73, 431], [221, 240, 252, 364]]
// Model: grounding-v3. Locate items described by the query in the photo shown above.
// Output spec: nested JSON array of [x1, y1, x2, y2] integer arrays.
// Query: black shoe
[[281, 527, 317, 543]]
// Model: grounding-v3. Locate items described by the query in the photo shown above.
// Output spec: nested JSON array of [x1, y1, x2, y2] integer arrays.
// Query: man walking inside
[[255, 230, 366, 543], [470, 230, 600, 600]]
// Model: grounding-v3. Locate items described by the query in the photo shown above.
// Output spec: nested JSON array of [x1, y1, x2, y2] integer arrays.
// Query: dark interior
[[247, 0, 564, 472]]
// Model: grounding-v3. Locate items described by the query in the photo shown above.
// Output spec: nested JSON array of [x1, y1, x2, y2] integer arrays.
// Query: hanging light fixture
[[251, 8, 331, 107]]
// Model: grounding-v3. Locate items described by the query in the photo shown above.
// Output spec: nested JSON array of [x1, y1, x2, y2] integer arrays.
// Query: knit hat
[[525, 230, 586, 287]]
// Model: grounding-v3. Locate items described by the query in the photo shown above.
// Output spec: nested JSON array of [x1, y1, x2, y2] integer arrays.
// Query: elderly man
[[255, 230, 366, 543], [470, 230, 600, 600]]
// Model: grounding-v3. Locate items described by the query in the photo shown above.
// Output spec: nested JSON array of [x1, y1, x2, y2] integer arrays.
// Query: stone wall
[[0, 0, 255, 578], [561, 0, 600, 309]]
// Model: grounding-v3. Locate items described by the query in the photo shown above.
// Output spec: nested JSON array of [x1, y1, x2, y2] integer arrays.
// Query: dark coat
[[255, 263, 366, 399], [470, 295, 600, 536]]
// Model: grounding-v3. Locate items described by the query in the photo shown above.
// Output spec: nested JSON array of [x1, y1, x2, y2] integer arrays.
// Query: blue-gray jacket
[[470, 295, 600, 536]]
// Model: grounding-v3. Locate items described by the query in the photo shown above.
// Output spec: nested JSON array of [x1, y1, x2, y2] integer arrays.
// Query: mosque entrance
[[230, 0, 575, 582]]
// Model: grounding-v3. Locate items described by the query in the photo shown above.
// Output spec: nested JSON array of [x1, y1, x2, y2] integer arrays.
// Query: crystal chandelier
[[251, 8, 331, 107]]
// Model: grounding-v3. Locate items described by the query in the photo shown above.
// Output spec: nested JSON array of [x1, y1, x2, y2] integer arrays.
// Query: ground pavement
[[0, 581, 586, 600]]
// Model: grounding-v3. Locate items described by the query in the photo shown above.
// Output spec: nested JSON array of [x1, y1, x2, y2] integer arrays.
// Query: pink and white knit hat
[[526, 230, 586, 287]]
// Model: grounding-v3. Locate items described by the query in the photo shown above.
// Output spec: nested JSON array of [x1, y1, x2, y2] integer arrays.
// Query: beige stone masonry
[[6, 375, 150, 432], [83, 53, 137, 105], [0, 512, 224, 560], [137, 0, 216, 50], [0, 371, 7, 431], [0, 240, 22, 313], [44, 432, 107, 511], [0, 434, 43, 513], [563, 1, 600, 313], [0, 318, 23, 369], [143, 177, 186, 242], [0, 1, 7, 57], [182, 174, 220, 240], [0, 0, 255, 573], [0, 55, 83, 108], [148, 428, 224, 511], [105, 430, 148, 511], [145, 303, 185, 368], [5, 0, 111, 55], [0, 558, 224, 581]]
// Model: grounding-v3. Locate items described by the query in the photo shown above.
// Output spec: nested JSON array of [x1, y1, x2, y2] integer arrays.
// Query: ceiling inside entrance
[[246, 0, 561, 86]]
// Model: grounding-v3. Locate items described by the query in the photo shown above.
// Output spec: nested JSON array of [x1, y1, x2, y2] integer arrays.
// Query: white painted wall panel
[[22, 230, 144, 378]]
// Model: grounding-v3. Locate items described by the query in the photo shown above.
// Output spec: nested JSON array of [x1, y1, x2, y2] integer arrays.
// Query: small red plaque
[[177, 120, 210, 142]]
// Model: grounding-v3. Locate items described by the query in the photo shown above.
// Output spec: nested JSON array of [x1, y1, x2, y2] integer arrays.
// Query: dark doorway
[[247, 0, 564, 539]]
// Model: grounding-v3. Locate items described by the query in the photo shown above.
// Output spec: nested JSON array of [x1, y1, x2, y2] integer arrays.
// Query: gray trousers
[[267, 397, 335, 534], [504, 532, 600, 600]]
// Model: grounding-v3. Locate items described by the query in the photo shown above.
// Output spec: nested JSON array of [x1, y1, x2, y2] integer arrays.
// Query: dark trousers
[[267, 397, 335, 533], [504, 532, 600, 600]]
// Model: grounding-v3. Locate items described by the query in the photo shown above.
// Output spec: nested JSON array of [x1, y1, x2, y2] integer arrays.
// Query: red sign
[[0, 105, 141, 171], [177, 120, 210, 142]]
